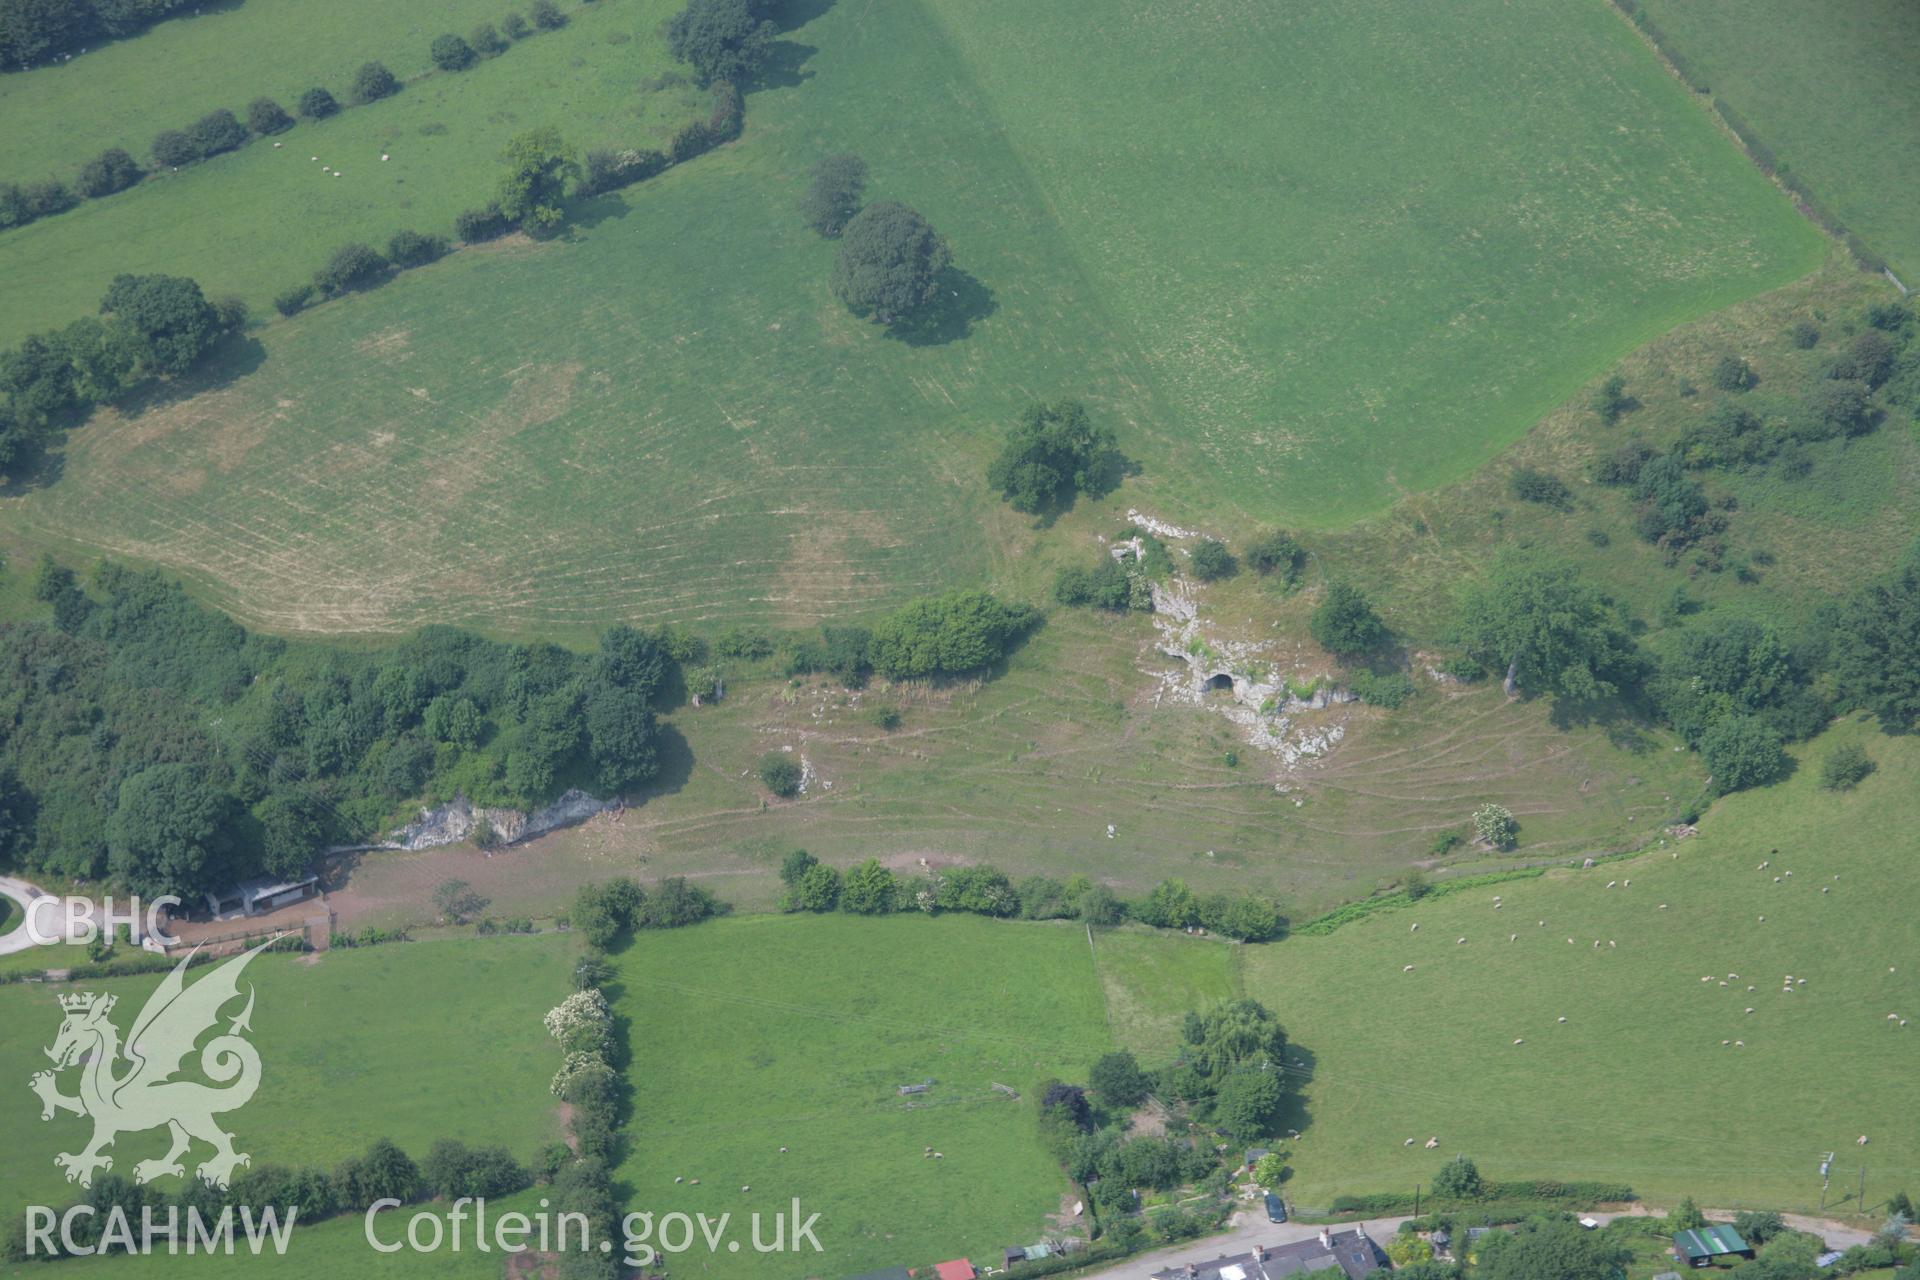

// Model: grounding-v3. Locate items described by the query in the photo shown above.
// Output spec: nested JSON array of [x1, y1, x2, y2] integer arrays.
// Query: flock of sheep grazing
[[1385, 848, 1908, 1154], [263, 141, 393, 178]]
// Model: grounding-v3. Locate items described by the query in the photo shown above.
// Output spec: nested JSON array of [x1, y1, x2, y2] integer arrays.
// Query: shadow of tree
[[752, 40, 819, 91], [111, 335, 268, 418], [773, 0, 836, 32], [886, 267, 998, 347]]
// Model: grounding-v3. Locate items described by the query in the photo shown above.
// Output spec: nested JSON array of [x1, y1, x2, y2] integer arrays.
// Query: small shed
[[933, 1260, 977, 1280], [1244, 1147, 1271, 1170], [1674, 1226, 1754, 1267]]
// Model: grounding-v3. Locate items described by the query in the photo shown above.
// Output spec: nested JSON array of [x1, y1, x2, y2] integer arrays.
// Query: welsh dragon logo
[[29, 939, 274, 1190]]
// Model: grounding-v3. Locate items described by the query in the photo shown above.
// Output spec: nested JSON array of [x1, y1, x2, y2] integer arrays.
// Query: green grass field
[[1252, 719, 1920, 1214], [1636, 0, 1920, 283], [0, 934, 573, 1223], [0, 1191, 548, 1280], [2, 0, 1821, 637], [0, 0, 702, 344], [610, 912, 1127, 1278]]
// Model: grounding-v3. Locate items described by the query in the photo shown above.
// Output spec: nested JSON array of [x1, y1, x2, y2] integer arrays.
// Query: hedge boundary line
[[0, 0, 594, 238], [1293, 867, 1547, 937], [1606, 0, 1894, 280]]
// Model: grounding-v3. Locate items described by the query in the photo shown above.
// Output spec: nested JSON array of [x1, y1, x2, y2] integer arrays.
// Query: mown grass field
[[329, 606, 1703, 928], [1636, 0, 1920, 283], [610, 913, 1123, 1278], [3, 0, 1820, 634], [0, 934, 573, 1224], [0, 0, 702, 344], [1253, 719, 1920, 1214]]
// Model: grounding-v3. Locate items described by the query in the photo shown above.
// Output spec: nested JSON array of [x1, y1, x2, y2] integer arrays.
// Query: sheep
[[1659, 904, 1669, 909], [1734, 1041, 1744, 1047], [382, 153, 390, 161], [675, 1176, 684, 1183], [1405, 1138, 1416, 1146], [1702, 976, 1714, 982], [1510, 934, 1517, 942], [273, 142, 282, 148], [934, 1152, 944, 1159], [311, 156, 319, 161], [1569, 938, 1576, 945], [1410, 923, 1419, 932], [1889, 1014, 1900, 1021], [1758, 915, 1766, 922], [779, 1146, 788, 1153], [1557, 1016, 1567, 1023], [1722, 1040, 1730, 1046], [1784, 871, 1792, 877], [1624, 879, 1630, 886], [1823, 887, 1830, 894], [1513, 1038, 1525, 1045], [690, 1179, 700, 1185], [742, 1185, 751, 1192], [1797, 978, 1806, 985], [1729, 974, 1739, 980], [1593, 940, 1601, 948], [1745, 1008, 1755, 1014], [1538, 921, 1545, 927], [1774, 876, 1781, 883], [1404, 965, 1416, 973], [1457, 937, 1467, 945], [1609, 940, 1617, 948], [1425, 1138, 1439, 1149], [1857, 1136, 1869, 1147], [1903, 1021, 1909, 1028], [1607, 880, 1617, 888]]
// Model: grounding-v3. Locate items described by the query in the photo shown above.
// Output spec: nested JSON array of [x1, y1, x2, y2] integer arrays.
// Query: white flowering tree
[[545, 989, 612, 1054], [1473, 803, 1517, 850]]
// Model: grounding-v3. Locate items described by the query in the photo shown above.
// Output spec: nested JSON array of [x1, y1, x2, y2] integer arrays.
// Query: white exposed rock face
[[1142, 577, 1355, 774], [375, 788, 615, 852], [1125, 509, 1201, 540]]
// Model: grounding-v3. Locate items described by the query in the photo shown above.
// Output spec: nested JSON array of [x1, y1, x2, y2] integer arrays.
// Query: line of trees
[[775, 853, 1286, 941], [3, 0, 588, 236], [280, 78, 745, 321]]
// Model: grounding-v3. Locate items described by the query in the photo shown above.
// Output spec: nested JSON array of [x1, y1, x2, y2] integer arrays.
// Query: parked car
[[1265, 1193, 1288, 1224]]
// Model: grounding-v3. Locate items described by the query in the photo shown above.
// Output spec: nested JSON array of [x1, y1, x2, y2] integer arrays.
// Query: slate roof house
[[1150, 1226, 1388, 1280]]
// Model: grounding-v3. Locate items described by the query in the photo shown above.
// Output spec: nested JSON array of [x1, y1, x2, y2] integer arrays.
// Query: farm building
[[1673, 1226, 1755, 1267], [1151, 1226, 1387, 1280], [932, 1260, 977, 1280]]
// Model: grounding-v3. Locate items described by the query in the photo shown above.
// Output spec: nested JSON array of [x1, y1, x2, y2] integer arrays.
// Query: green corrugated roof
[[1675, 1225, 1749, 1258]]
